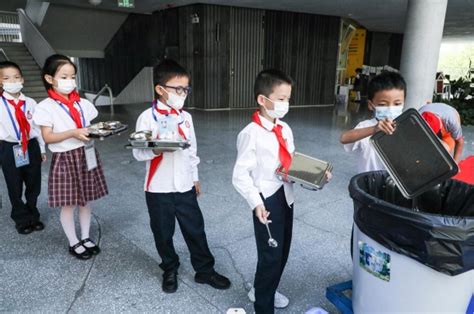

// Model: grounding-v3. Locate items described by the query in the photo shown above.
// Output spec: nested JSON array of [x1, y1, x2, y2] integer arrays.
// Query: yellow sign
[[347, 29, 366, 78]]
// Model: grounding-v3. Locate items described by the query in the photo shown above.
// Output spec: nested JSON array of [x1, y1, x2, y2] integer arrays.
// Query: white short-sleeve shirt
[[33, 97, 98, 153], [343, 118, 386, 173]]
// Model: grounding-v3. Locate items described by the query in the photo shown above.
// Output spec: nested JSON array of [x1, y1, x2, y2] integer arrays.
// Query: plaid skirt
[[48, 146, 108, 207]]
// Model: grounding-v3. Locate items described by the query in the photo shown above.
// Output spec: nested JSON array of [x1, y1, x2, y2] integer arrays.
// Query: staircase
[[0, 42, 48, 102]]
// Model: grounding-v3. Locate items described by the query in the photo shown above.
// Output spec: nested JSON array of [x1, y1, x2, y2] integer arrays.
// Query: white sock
[[79, 205, 94, 248], [60, 206, 85, 253]]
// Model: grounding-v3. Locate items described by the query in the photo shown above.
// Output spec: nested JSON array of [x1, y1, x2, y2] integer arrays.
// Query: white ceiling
[[3, 0, 474, 41]]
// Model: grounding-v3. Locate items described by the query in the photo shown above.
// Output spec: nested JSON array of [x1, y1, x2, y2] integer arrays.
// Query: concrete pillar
[[400, 0, 448, 110]]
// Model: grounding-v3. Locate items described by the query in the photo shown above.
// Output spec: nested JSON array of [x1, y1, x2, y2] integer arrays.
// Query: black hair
[[355, 68, 362, 73], [367, 71, 407, 100], [254, 69, 293, 102], [153, 59, 190, 89], [0, 61, 23, 76], [41, 54, 77, 90]]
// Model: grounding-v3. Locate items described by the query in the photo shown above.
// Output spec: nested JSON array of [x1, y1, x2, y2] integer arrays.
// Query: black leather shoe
[[80, 238, 100, 255], [31, 221, 45, 231], [162, 271, 178, 293], [16, 224, 34, 235], [195, 271, 231, 290], [69, 242, 92, 260]]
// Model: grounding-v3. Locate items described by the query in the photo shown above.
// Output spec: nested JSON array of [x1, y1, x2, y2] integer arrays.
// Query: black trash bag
[[349, 171, 474, 276]]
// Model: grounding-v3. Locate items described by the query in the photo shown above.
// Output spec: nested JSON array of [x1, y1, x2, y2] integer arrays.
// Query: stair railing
[[0, 10, 21, 42], [93, 84, 115, 116], [0, 48, 9, 61]]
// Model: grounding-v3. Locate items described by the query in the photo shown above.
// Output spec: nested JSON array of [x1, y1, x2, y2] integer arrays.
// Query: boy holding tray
[[132, 59, 230, 293]]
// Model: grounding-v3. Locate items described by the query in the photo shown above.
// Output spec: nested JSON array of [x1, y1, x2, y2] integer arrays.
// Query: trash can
[[349, 171, 474, 313]]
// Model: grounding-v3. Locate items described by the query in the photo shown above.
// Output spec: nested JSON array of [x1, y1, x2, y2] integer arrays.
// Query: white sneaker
[[247, 287, 290, 309]]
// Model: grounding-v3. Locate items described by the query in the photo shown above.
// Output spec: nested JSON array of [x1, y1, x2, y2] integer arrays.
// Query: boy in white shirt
[[232, 69, 295, 313], [133, 59, 230, 294], [0, 61, 46, 234], [340, 71, 407, 173]]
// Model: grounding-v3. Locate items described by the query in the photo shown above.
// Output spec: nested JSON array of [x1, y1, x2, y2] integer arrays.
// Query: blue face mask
[[374, 105, 404, 120]]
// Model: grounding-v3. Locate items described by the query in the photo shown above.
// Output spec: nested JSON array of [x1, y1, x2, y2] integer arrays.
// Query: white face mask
[[2, 81, 23, 94], [263, 96, 289, 119], [56, 79, 76, 94], [165, 89, 187, 110], [374, 105, 403, 120]]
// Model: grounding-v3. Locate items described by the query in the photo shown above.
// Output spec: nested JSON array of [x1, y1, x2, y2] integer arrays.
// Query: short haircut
[[254, 69, 293, 101], [0, 61, 23, 76], [41, 54, 77, 90], [153, 59, 190, 88], [367, 71, 406, 100]]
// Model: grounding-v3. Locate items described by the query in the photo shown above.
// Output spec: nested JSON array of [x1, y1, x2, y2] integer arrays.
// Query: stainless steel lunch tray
[[370, 108, 458, 199], [125, 139, 191, 151], [276, 152, 333, 190], [88, 121, 128, 139]]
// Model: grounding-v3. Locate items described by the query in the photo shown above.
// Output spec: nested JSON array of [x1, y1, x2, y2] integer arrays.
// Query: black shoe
[[80, 238, 101, 255], [31, 221, 45, 231], [69, 242, 92, 260], [162, 271, 178, 293], [16, 224, 34, 235], [195, 271, 231, 290]]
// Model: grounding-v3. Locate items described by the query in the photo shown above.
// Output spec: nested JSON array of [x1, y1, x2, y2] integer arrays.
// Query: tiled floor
[[1, 103, 473, 313]]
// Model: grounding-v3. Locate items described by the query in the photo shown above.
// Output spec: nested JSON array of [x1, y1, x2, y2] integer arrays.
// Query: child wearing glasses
[[132, 59, 231, 293]]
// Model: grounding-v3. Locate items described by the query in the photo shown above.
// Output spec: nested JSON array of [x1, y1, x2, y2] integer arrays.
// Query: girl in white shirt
[[33, 54, 108, 260]]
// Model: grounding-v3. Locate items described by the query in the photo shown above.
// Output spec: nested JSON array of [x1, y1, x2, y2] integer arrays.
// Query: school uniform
[[0, 92, 45, 227], [33, 95, 108, 208], [132, 100, 215, 274], [419, 102, 463, 152], [232, 111, 295, 314], [343, 118, 386, 173]]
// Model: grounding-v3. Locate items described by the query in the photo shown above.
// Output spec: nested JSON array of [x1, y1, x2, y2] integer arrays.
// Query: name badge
[[84, 141, 98, 171], [13, 145, 30, 168], [157, 115, 178, 140]]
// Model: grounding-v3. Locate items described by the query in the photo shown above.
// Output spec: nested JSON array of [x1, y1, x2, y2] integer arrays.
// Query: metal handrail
[[0, 48, 9, 61], [93, 84, 115, 116], [0, 10, 21, 42], [0, 10, 18, 15]]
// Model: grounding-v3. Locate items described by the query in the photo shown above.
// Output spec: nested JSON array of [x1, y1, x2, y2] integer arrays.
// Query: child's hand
[[73, 128, 90, 141], [194, 181, 202, 197], [255, 204, 270, 224], [375, 119, 396, 135], [41, 153, 47, 162], [326, 170, 332, 181]]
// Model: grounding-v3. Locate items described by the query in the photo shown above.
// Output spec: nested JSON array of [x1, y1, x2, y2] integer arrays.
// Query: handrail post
[[92, 84, 115, 117], [106, 84, 114, 116]]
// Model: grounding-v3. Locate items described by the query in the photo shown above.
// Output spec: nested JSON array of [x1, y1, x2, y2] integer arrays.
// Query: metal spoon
[[265, 221, 278, 248]]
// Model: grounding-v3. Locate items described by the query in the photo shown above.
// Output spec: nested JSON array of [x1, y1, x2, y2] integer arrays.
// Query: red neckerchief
[[47, 89, 83, 128], [6, 98, 30, 153], [146, 102, 188, 191], [252, 110, 292, 174]]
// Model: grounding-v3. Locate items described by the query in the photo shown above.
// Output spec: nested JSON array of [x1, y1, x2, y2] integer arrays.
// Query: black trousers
[[253, 186, 293, 314], [0, 139, 42, 226], [145, 187, 215, 274]]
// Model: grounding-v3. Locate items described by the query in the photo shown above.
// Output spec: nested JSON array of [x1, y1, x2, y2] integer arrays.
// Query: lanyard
[[2, 96, 25, 141], [151, 101, 184, 127], [55, 100, 87, 127]]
